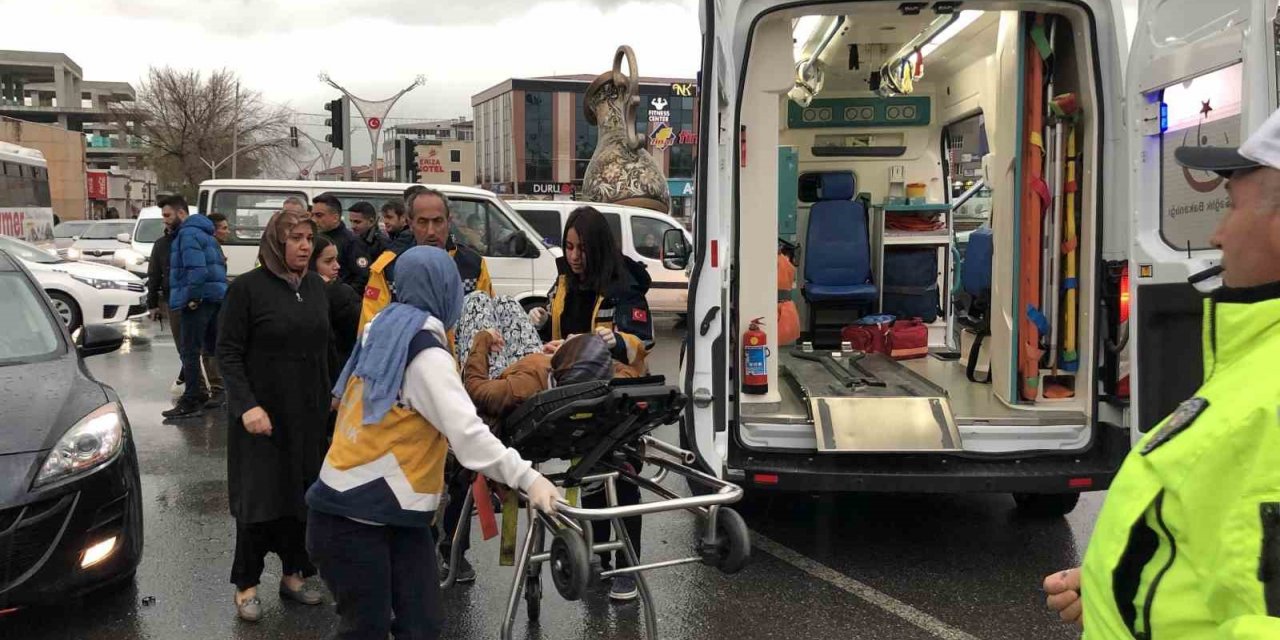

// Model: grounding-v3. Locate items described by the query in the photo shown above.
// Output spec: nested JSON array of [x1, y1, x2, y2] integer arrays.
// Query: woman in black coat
[[309, 234, 361, 388], [218, 210, 330, 622]]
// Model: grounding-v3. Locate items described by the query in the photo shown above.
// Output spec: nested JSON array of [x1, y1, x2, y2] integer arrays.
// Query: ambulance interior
[[738, 2, 1105, 454]]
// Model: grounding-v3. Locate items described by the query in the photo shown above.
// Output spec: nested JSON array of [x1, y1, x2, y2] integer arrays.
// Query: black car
[[0, 249, 142, 610]]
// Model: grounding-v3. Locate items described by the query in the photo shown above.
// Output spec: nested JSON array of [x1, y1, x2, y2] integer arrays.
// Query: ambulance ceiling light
[[921, 10, 983, 58]]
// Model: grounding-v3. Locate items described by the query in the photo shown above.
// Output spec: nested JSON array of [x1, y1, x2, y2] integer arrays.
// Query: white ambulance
[[670, 0, 1259, 515]]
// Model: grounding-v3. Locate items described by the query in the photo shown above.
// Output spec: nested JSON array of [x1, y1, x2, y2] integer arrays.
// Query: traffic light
[[289, 126, 299, 148], [324, 98, 345, 150], [404, 138, 420, 183]]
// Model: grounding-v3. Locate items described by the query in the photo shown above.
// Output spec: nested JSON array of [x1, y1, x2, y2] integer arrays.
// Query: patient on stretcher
[[463, 330, 646, 419]]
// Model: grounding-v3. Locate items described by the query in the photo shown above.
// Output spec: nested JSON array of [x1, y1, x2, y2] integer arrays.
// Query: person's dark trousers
[[162, 304, 185, 384], [583, 464, 643, 570], [231, 517, 316, 591], [308, 509, 444, 640], [439, 465, 472, 556], [178, 301, 220, 402]]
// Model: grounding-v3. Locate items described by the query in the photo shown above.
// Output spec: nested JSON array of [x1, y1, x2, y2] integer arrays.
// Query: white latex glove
[[525, 475, 562, 514], [595, 326, 617, 349], [528, 306, 549, 328]]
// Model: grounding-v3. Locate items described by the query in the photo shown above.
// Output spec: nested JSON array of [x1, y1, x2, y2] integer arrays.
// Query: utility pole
[[319, 73, 425, 182], [231, 81, 240, 179], [342, 96, 353, 182]]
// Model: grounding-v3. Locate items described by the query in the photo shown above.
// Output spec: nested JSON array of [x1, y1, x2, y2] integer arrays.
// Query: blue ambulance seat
[[802, 172, 876, 333]]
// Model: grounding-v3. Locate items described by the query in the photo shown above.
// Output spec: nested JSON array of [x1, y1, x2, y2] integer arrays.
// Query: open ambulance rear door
[[1126, 0, 1277, 436]]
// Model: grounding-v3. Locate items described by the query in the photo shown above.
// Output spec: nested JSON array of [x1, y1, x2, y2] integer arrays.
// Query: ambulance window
[[1158, 63, 1242, 251]]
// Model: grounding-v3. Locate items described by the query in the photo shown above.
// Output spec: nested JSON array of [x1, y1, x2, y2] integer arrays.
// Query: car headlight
[[65, 247, 82, 260], [71, 274, 130, 290], [33, 404, 124, 489], [114, 249, 147, 268]]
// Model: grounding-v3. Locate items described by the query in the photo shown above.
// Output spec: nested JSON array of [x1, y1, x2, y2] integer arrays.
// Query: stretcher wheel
[[549, 529, 590, 601], [706, 507, 750, 575], [524, 574, 542, 623]]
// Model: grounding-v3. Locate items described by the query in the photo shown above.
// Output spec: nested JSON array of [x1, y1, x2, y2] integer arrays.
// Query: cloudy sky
[[3, 0, 702, 162]]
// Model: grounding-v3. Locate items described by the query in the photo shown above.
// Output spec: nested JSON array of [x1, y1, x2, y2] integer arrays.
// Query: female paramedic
[[306, 246, 561, 640], [529, 205, 655, 602]]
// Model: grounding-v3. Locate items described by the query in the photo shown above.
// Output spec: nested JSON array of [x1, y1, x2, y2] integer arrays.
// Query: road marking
[[752, 533, 981, 640]]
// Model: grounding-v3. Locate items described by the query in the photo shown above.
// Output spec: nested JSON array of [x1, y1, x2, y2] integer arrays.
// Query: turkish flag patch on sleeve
[[631, 308, 648, 323], [364, 286, 380, 300]]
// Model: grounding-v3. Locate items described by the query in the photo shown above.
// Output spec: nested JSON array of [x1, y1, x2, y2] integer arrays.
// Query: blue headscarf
[[333, 246, 464, 425]]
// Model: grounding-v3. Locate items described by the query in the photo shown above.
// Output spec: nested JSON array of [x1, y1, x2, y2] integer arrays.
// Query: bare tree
[[125, 67, 292, 193]]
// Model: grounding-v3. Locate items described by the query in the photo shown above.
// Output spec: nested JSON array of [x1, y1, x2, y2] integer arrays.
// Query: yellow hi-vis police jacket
[[1082, 283, 1280, 639]]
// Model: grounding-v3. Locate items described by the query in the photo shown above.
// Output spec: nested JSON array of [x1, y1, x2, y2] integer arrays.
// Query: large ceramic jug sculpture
[[581, 46, 672, 213]]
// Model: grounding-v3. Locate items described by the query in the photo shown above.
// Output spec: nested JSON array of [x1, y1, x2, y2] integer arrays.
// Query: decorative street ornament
[[580, 46, 671, 213], [319, 73, 425, 181]]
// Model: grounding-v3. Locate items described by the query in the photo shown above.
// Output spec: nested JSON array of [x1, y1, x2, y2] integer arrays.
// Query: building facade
[[413, 140, 475, 187], [0, 116, 87, 221], [381, 118, 474, 183], [0, 52, 147, 172], [471, 75, 699, 221]]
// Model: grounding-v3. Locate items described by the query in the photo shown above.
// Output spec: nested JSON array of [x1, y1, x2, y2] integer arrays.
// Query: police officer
[[312, 193, 370, 292], [1044, 109, 1280, 638], [347, 201, 387, 259]]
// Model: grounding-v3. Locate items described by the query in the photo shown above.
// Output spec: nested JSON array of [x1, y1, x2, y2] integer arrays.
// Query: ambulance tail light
[[1119, 263, 1131, 324]]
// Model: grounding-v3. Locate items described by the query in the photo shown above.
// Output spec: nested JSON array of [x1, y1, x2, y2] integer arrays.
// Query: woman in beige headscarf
[[217, 210, 331, 622]]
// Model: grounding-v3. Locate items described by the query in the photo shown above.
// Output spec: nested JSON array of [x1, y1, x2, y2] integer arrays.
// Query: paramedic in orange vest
[[528, 205, 654, 602], [360, 187, 492, 332], [306, 246, 559, 640]]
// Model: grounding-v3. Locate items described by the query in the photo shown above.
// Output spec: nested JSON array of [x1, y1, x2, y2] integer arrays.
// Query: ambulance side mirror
[[662, 228, 690, 270]]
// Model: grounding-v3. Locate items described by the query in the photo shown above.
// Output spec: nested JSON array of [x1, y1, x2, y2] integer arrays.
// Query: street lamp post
[[318, 73, 425, 181]]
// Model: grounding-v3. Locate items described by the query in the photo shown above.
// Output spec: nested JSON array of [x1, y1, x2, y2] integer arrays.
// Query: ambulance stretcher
[[439, 376, 749, 640]]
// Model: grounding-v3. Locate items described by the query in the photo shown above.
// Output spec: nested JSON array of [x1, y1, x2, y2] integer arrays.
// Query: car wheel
[[1013, 492, 1081, 518], [48, 291, 82, 332]]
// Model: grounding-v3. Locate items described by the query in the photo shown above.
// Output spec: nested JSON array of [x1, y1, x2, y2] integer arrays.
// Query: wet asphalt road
[[3, 317, 1099, 640]]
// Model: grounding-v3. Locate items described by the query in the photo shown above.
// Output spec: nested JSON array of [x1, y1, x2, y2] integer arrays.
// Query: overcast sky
[[2, 0, 701, 163]]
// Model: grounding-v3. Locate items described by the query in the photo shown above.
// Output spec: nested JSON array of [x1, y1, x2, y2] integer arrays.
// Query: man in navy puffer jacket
[[164, 195, 228, 418]]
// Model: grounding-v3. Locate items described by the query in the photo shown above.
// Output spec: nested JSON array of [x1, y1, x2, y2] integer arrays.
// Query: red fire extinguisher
[[742, 317, 769, 395]]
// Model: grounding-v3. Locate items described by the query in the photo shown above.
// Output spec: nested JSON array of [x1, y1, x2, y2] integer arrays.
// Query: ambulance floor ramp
[[782, 349, 962, 453]]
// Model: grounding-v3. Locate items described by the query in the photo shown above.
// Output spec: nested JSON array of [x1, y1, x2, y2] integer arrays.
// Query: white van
[[196, 180, 559, 306], [507, 200, 693, 314], [674, 0, 1257, 515]]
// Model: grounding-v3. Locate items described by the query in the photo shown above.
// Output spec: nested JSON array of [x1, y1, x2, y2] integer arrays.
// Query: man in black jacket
[[380, 200, 415, 256], [312, 193, 370, 291], [347, 201, 387, 259], [146, 204, 185, 391]]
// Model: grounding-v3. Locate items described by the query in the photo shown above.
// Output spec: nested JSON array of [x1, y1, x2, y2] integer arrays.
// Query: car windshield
[[81, 221, 134, 240], [54, 221, 92, 238], [0, 272, 62, 364], [134, 218, 166, 243], [0, 235, 64, 264]]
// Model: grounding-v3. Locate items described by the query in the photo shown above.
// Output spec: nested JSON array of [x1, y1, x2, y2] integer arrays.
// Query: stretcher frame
[[440, 435, 746, 640]]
